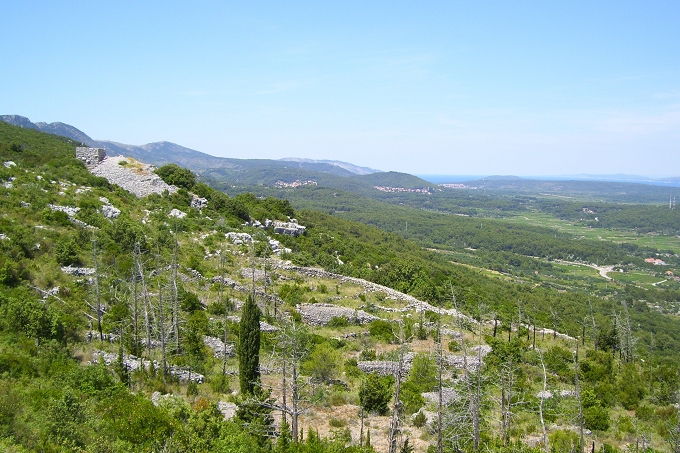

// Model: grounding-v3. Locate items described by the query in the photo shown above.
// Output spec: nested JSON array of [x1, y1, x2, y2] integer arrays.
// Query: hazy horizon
[[2, 2, 679, 176]]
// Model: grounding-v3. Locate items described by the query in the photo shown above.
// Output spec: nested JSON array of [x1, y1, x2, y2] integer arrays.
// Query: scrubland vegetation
[[1, 121, 680, 452]]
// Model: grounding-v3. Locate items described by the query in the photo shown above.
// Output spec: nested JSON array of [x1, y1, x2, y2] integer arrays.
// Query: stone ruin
[[357, 353, 415, 378], [76, 147, 107, 168], [297, 303, 380, 326]]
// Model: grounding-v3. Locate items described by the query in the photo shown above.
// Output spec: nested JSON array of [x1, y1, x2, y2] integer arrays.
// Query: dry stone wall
[[297, 303, 379, 326], [76, 147, 106, 168], [279, 264, 472, 322]]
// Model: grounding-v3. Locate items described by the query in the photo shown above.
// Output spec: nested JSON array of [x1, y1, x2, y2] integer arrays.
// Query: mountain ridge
[[0, 115, 379, 177]]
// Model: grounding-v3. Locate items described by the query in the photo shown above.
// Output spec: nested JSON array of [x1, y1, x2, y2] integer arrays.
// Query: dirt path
[[554, 259, 614, 280]]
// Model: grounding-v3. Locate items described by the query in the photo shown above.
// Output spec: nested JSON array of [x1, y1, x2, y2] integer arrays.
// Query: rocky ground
[[90, 155, 178, 197]]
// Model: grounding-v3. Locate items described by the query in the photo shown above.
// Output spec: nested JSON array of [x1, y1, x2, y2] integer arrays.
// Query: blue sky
[[1, 1, 679, 176]]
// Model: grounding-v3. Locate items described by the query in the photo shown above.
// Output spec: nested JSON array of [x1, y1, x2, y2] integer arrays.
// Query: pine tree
[[239, 293, 261, 395]]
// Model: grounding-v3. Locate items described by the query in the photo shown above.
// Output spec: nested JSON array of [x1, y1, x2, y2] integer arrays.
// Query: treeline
[[535, 199, 680, 235], [276, 187, 666, 267]]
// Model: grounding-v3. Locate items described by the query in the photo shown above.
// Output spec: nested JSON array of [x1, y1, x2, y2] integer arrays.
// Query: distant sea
[[416, 175, 487, 184], [417, 174, 680, 187]]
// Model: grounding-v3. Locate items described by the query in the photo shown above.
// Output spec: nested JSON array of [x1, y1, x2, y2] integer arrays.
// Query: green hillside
[[1, 122, 680, 452]]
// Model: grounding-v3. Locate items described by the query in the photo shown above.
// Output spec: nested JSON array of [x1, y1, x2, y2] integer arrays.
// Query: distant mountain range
[[0, 115, 381, 178], [279, 158, 379, 176], [3, 115, 678, 195]]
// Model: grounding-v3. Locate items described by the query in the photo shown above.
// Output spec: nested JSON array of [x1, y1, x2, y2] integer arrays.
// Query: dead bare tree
[[537, 349, 549, 453], [440, 294, 486, 452], [574, 339, 584, 453], [170, 230, 180, 354], [499, 357, 519, 445], [156, 264, 168, 383], [589, 300, 598, 351], [437, 292, 447, 453], [614, 303, 637, 364], [264, 317, 312, 443], [663, 391, 680, 453], [133, 242, 154, 357], [217, 249, 232, 378], [471, 305, 485, 451], [91, 234, 104, 341], [388, 319, 410, 453]]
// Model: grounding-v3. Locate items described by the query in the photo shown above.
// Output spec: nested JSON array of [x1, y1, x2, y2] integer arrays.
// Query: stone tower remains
[[76, 147, 107, 168]]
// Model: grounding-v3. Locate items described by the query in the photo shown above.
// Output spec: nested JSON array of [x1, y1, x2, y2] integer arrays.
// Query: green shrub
[[368, 320, 394, 343], [359, 373, 393, 415], [584, 404, 610, 431], [327, 316, 349, 328], [328, 392, 348, 406], [278, 283, 309, 305], [56, 237, 80, 266], [344, 358, 362, 378], [155, 164, 196, 190], [329, 417, 346, 427], [303, 343, 341, 382], [549, 429, 579, 453], [413, 411, 427, 428], [400, 381, 426, 415], [186, 381, 199, 396], [447, 340, 460, 352], [359, 349, 377, 361]]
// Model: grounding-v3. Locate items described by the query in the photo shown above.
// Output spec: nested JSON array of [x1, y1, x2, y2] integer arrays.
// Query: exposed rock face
[[48, 204, 80, 217], [225, 232, 253, 244], [536, 389, 577, 399], [422, 387, 459, 405], [203, 336, 235, 358], [168, 209, 187, 218], [297, 303, 380, 326], [61, 266, 96, 276], [89, 155, 178, 198], [151, 391, 178, 407], [268, 238, 291, 255], [85, 331, 119, 342], [101, 204, 121, 219], [76, 147, 107, 168], [191, 195, 208, 210], [218, 401, 238, 420], [224, 315, 279, 333], [273, 220, 306, 237], [209, 276, 284, 309], [92, 350, 204, 383], [443, 345, 491, 372]]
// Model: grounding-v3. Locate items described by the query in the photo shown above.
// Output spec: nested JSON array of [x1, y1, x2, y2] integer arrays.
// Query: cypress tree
[[238, 294, 261, 395]]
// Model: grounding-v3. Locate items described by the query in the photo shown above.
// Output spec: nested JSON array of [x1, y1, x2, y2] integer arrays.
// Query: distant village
[[373, 185, 435, 194], [274, 179, 317, 188]]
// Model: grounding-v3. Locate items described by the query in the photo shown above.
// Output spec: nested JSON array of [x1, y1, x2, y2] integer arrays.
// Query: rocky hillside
[[1, 122, 678, 453]]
